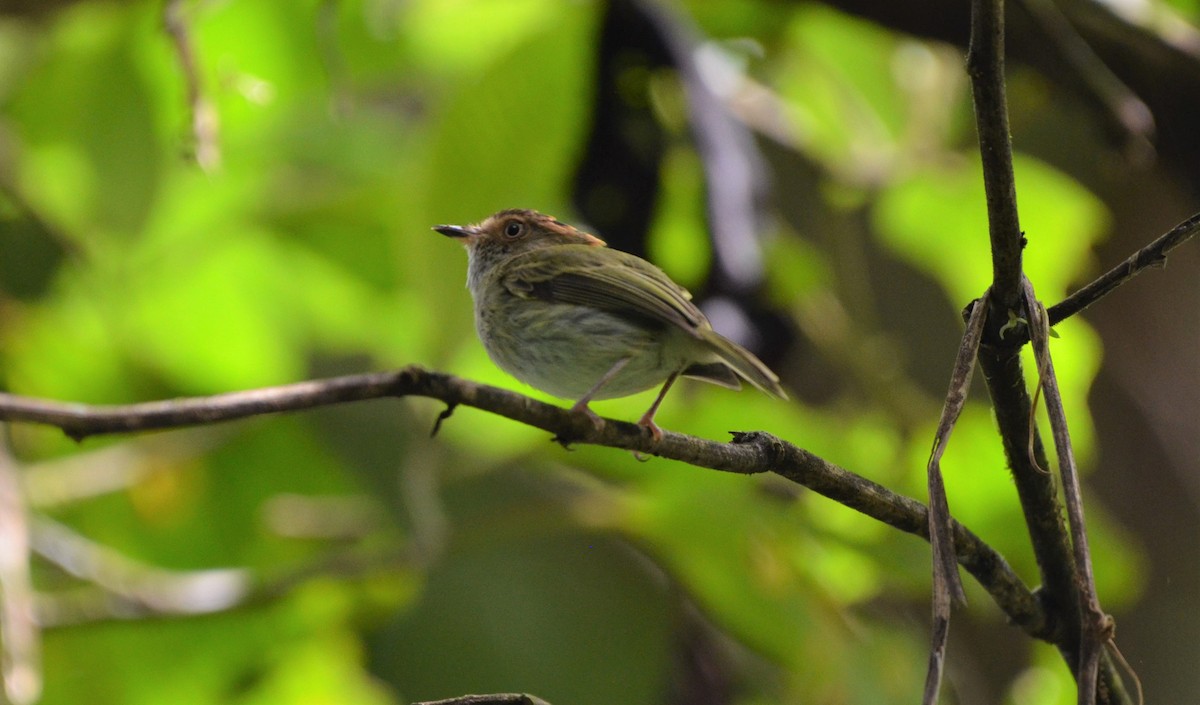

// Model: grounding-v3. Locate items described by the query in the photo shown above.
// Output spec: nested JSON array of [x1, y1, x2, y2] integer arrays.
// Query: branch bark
[[1047, 209, 1200, 326], [968, 0, 1024, 310], [0, 436, 39, 705], [0, 367, 1048, 639], [923, 286, 990, 703], [1026, 279, 1112, 705], [964, 0, 1131, 701], [413, 696, 551, 705]]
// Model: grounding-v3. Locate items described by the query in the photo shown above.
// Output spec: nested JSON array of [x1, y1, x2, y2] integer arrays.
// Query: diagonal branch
[[1048, 210, 1200, 326], [0, 367, 1047, 637]]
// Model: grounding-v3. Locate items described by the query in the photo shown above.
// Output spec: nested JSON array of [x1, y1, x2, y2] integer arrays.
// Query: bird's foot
[[569, 400, 606, 433], [636, 412, 664, 442]]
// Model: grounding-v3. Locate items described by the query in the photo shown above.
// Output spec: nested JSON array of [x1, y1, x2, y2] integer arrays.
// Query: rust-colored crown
[[436, 209, 606, 248]]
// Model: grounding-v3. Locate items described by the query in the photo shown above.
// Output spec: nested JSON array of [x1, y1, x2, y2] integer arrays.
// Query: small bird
[[435, 209, 786, 440]]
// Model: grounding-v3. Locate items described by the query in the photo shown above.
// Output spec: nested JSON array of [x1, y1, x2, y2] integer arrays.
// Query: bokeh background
[[0, 0, 1197, 703]]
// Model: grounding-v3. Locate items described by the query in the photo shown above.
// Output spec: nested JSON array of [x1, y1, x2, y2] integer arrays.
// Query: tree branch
[[968, 0, 1024, 310], [920, 5, 1048, 703], [924, 286, 990, 704], [413, 696, 551, 705], [0, 435, 40, 705], [164, 0, 219, 171], [1047, 209, 1200, 326], [1026, 279, 1111, 705], [0, 367, 1047, 639], [965, 0, 1130, 701]]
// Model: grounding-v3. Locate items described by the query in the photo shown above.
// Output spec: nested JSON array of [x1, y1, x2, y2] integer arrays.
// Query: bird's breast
[[472, 293, 692, 400]]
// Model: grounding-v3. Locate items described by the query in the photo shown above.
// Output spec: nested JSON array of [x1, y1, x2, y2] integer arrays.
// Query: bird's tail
[[697, 331, 788, 399]]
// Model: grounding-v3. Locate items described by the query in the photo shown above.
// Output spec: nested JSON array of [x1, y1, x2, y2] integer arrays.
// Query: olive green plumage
[[437, 209, 785, 438]]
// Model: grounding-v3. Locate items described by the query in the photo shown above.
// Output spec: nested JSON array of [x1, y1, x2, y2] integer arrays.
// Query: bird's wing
[[500, 245, 708, 336]]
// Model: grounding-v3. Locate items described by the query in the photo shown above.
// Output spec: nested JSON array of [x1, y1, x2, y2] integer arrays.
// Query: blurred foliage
[[0, 0, 1169, 703]]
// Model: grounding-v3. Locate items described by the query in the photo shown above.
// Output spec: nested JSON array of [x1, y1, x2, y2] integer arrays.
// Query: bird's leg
[[570, 356, 633, 431], [637, 371, 680, 442]]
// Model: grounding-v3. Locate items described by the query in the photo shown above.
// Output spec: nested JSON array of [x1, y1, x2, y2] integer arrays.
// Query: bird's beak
[[434, 224, 475, 240]]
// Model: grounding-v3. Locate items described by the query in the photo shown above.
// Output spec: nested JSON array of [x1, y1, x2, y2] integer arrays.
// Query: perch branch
[[413, 696, 551, 705], [0, 367, 1046, 638]]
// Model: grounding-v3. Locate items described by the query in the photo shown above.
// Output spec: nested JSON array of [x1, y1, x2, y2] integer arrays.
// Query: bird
[[435, 209, 786, 440]]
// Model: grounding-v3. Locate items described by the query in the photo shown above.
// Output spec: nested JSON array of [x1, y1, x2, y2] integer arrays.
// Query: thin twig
[[1048, 210, 1200, 326], [0, 432, 40, 705], [1106, 639, 1144, 705], [164, 0, 220, 171], [0, 368, 1047, 637], [1026, 278, 1111, 705], [923, 287, 989, 704]]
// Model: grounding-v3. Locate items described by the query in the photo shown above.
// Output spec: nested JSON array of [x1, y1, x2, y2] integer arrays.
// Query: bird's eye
[[503, 221, 524, 238]]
